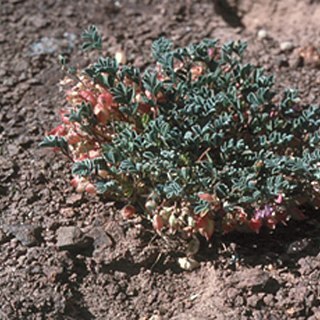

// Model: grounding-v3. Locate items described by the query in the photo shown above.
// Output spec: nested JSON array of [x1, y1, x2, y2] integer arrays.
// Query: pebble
[[178, 257, 200, 271], [280, 41, 294, 52], [86, 226, 113, 252], [66, 194, 83, 206], [257, 29, 268, 40], [60, 207, 76, 218], [229, 268, 277, 292], [2, 224, 41, 247], [56, 226, 93, 251]]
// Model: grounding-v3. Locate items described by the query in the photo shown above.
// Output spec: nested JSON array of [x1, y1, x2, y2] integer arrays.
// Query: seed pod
[[85, 183, 96, 194], [249, 218, 262, 233], [98, 170, 109, 179], [153, 214, 164, 231], [97, 92, 113, 108], [94, 103, 110, 123], [196, 214, 215, 241], [121, 205, 136, 219], [79, 90, 97, 106]]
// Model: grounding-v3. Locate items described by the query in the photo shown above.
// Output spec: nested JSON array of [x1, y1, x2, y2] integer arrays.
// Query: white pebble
[[178, 257, 200, 271], [257, 29, 268, 40], [280, 41, 294, 52]]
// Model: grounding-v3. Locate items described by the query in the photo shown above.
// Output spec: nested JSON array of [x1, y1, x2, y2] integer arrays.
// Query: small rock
[[234, 295, 245, 307], [298, 257, 314, 275], [257, 29, 268, 40], [86, 226, 113, 252], [43, 266, 65, 283], [60, 207, 76, 218], [0, 33, 5, 43], [230, 268, 278, 292], [2, 224, 42, 247], [56, 226, 92, 251], [66, 194, 83, 206], [178, 257, 200, 271], [0, 228, 10, 244], [3, 78, 17, 87], [14, 59, 29, 73], [31, 15, 49, 29], [186, 237, 200, 256], [280, 41, 294, 52], [7, 144, 20, 156], [263, 294, 274, 306], [115, 50, 127, 65]]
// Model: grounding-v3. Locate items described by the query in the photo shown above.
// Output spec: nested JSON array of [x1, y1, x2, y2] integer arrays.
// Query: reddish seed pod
[[94, 103, 111, 123], [266, 218, 277, 230], [67, 132, 81, 145], [97, 92, 113, 108], [196, 214, 215, 240], [79, 90, 97, 106], [59, 110, 71, 124], [121, 205, 136, 219], [137, 103, 151, 114], [249, 218, 262, 233], [70, 177, 80, 188], [48, 125, 67, 137], [198, 193, 214, 202], [153, 214, 164, 231], [85, 183, 96, 194]]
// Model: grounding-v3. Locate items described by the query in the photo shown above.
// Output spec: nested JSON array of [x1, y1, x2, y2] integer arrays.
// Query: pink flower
[[275, 194, 283, 204]]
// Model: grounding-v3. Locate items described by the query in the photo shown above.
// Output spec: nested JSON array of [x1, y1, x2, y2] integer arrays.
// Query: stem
[[196, 147, 211, 163]]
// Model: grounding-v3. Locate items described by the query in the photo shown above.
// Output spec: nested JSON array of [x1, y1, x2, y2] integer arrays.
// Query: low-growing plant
[[41, 26, 320, 241]]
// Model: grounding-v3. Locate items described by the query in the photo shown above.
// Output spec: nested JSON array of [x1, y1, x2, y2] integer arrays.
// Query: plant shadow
[[199, 206, 320, 271]]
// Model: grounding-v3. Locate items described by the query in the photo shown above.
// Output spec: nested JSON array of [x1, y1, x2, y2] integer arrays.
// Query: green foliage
[[39, 136, 69, 154], [81, 25, 102, 51]]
